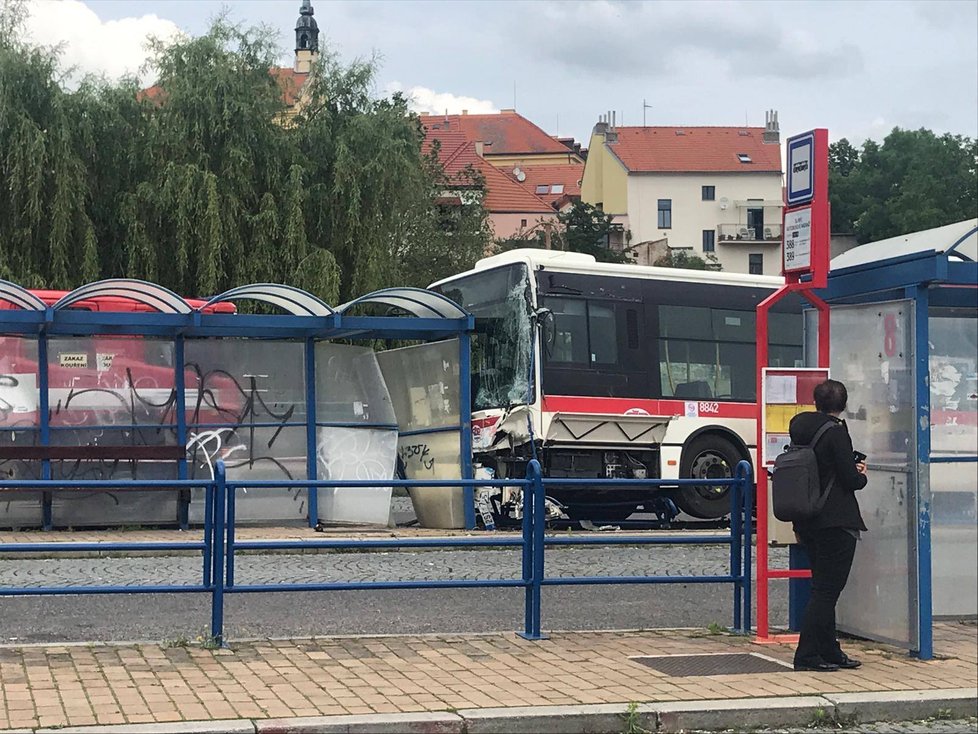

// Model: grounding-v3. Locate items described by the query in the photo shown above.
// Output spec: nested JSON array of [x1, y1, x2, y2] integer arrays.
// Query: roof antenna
[[513, 80, 517, 110], [643, 98, 652, 127]]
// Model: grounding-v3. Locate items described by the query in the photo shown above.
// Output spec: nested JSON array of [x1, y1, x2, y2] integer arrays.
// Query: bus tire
[[676, 435, 742, 519]]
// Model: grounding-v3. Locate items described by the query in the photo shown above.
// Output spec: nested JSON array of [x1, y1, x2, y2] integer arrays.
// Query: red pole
[[755, 282, 828, 641], [754, 285, 791, 641]]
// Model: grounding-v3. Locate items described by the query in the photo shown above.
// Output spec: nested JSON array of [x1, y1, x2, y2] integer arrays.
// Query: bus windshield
[[433, 263, 534, 411]]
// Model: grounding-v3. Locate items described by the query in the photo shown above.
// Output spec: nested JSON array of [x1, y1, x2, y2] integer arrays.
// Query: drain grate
[[631, 652, 792, 677]]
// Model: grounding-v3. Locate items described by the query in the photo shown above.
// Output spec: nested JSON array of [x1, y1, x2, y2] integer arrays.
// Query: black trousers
[[794, 526, 858, 664]]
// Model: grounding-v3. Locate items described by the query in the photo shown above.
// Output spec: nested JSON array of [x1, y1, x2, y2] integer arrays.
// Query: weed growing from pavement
[[198, 635, 223, 650], [160, 631, 224, 650], [807, 708, 833, 728], [806, 707, 857, 730], [619, 702, 652, 734], [707, 621, 726, 635]]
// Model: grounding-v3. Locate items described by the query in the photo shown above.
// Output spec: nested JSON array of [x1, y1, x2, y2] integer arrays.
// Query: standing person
[[789, 379, 868, 672]]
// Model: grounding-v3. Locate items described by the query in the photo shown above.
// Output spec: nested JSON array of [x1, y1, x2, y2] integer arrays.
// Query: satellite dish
[[513, 167, 526, 182], [719, 197, 729, 210]]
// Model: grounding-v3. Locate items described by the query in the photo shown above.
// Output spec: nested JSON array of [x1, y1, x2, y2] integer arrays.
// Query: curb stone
[[824, 688, 978, 724], [655, 696, 830, 733], [458, 703, 651, 734], [254, 712, 463, 734], [19, 689, 978, 734], [35, 721, 256, 734]]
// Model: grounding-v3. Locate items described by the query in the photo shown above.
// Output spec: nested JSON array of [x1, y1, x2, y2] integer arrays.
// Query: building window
[[520, 219, 527, 228], [551, 184, 564, 194], [702, 230, 715, 252], [749, 253, 763, 274], [702, 185, 715, 201], [535, 184, 549, 194], [657, 199, 672, 229], [737, 153, 753, 164]]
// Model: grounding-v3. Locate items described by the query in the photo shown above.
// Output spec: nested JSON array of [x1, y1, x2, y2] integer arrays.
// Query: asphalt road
[[0, 545, 789, 644]]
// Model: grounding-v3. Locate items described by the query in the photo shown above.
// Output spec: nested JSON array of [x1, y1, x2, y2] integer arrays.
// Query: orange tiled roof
[[268, 67, 310, 107], [480, 162, 554, 213], [511, 164, 584, 206], [422, 127, 482, 180], [420, 111, 573, 156], [423, 122, 553, 213], [607, 127, 781, 173]]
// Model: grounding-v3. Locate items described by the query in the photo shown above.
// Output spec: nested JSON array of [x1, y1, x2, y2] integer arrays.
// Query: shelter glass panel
[[0, 335, 39, 428], [0, 336, 42, 527], [315, 344, 396, 424], [928, 306, 977, 617], [185, 339, 307, 523], [376, 340, 461, 432], [377, 341, 464, 529], [315, 343, 398, 526], [47, 336, 177, 428], [831, 300, 917, 649]]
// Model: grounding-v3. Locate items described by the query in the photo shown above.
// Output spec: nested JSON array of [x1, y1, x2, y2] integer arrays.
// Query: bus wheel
[[676, 436, 741, 519]]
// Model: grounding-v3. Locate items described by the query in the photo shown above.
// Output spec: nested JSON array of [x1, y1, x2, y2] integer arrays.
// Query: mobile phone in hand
[[853, 450, 867, 463]]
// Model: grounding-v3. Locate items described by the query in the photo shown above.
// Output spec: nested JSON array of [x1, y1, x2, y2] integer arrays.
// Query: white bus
[[430, 249, 804, 523]]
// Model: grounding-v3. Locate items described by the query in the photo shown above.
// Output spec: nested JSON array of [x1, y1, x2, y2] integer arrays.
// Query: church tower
[[294, 0, 319, 73]]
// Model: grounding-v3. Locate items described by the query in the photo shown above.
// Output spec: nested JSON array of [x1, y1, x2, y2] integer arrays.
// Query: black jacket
[[788, 411, 868, 532]]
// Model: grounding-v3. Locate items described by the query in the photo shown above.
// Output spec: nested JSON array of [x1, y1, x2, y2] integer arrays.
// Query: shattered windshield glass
[[433, 264, 533, 411]]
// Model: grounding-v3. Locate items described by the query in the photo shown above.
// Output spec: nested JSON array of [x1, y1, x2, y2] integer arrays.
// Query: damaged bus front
[[431, 249, 803, 525]]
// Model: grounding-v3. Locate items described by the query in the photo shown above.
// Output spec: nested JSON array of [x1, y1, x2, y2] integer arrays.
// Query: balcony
[[717, 223, 782, 244]]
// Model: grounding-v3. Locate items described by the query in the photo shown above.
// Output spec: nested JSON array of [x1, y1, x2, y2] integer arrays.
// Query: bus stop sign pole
[[755, 129, 831, 643]]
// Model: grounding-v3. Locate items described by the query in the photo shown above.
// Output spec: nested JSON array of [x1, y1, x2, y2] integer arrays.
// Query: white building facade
[[581, 112, 786, 275]]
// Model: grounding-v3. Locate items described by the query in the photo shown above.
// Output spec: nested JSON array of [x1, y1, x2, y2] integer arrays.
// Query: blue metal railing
[[0, 479, 220, 639], [0, 461, 753, 645]]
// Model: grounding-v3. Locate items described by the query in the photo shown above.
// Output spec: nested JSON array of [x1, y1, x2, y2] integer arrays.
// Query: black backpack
[[771, 422, 838, 522]]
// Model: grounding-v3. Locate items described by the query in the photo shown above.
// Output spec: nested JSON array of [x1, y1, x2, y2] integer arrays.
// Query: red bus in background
[[0, 291, 238, 435]]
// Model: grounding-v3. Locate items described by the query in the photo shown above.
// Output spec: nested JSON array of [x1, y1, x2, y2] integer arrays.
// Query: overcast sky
[[22, 0, 978, 148]]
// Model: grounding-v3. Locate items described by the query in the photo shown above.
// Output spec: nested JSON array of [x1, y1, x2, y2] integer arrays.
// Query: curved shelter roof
[[202, 284, 335, 316], [825, 219, 978, 302], [831, 219, 977, 271], [52, 279, 195, 314], [0, 281, 47, 311], [339, 288, 470, 319], [0, 279, 471, 340]]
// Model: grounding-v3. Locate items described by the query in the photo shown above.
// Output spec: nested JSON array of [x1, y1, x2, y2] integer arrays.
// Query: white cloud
[[24, 0, 182, 85], [386, 82, 498, 115]]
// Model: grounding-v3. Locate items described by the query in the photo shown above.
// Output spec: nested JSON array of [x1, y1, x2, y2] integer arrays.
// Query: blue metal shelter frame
[[0, 279, 477, 530], [814, 221, 978, 660]]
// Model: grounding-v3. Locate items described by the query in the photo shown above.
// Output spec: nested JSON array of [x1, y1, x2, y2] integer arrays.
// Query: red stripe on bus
[[541, 396, 757, 419]]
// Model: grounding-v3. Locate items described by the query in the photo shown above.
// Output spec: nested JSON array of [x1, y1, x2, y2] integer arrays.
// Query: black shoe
[[793, 658, 840, 672], [829, 654, 861, 669]]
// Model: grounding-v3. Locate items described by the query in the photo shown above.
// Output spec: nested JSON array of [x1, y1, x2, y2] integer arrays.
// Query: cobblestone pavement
[[0, 543, 788, 586], [0, 623, 973, 731]]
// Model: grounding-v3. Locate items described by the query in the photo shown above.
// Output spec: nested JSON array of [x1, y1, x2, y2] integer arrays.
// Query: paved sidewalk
[[0, 622, 974, 731]]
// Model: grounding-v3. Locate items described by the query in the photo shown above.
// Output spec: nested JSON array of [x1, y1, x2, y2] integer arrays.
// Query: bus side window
[[544, 298, 589, 365], [588, 303, 618, 364]]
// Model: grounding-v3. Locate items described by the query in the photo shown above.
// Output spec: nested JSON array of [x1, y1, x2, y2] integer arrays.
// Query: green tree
[[652, 249, 719, 271], [0, 3, 489, 302], [829, 128, 977, 243], [558, 201, 629, 263], [0, 0, 105, 288]]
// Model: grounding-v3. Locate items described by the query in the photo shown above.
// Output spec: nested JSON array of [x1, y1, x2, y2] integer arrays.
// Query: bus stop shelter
[[818, 219, 977, 659], [0, 279, 476, 531]]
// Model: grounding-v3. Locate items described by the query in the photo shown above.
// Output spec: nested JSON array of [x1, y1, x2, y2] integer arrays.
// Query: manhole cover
[[631, 652, 792, 676]]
